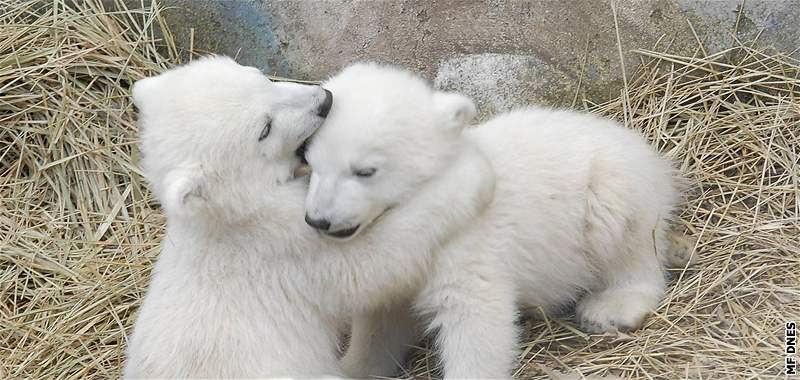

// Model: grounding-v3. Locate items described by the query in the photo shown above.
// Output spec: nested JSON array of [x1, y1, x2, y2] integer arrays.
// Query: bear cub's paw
[[576, 289, 656, 334]]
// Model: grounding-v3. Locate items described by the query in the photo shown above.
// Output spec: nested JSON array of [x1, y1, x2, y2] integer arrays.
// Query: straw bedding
[[0, 1, 797, 379]]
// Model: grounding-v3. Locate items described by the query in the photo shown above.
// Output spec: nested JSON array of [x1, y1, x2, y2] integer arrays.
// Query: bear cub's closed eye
[[258, 117, 272, 141], [353, 168, 377, 178]]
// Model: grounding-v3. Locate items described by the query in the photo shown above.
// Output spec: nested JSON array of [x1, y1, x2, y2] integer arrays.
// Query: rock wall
[[154, 0, 800, 119]]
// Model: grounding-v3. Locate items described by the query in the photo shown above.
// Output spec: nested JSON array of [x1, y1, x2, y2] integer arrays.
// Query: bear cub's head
[[304, 63, 476, 240], [133, 56, 332, 223]]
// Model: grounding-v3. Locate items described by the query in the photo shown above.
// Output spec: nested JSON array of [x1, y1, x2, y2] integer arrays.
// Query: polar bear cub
[[304, 63, 690, 378], [124, 57, 495, 378]]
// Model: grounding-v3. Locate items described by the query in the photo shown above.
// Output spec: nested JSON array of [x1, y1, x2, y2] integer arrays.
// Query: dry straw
[[1, 0, 174, 378], [0, 1, 797, 379]]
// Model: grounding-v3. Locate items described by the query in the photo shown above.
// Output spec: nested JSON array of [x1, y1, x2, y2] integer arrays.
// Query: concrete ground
[[151, 0, 799, 120]]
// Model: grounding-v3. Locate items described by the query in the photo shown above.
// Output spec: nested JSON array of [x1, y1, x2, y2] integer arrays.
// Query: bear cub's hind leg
[[576, 227, 667, 333]]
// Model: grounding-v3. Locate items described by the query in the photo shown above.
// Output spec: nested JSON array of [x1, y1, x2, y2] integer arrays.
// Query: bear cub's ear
[[162, 167, 206, 216], [432, 91, 477, 132], [131, 76, 163, 112]]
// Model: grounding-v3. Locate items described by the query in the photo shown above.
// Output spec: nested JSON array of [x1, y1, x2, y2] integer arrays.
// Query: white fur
[[305, 63, 688, 379], [123, 57, 496, 378]]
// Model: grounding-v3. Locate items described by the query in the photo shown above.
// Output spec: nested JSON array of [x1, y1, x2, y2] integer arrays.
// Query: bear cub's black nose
[[317, 89, 333, 118], [305, 214, 331, 231]]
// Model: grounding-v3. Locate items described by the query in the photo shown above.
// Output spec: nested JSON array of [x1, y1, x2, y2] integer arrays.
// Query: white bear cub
[[304, 63, 691, 379], [124, 57, 495, 378]]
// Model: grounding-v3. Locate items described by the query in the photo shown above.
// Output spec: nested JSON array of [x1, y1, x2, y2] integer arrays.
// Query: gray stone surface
[[149, 0, 800, 118], [434, 53, 570, 119]]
